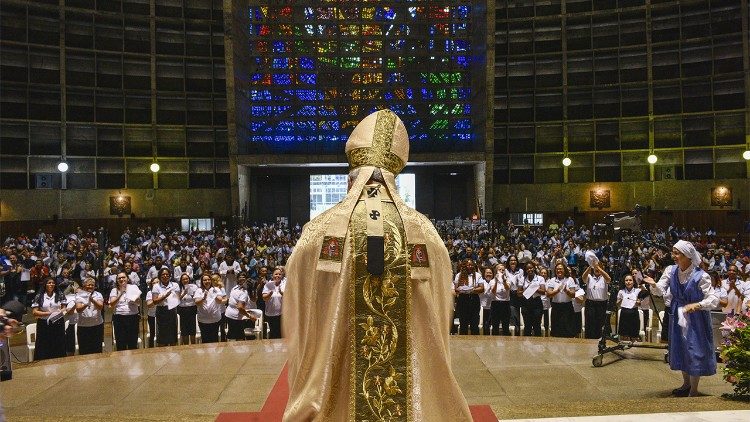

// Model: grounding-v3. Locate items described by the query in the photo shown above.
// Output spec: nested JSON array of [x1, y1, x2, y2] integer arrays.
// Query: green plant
[[720, 310, 750, 401]]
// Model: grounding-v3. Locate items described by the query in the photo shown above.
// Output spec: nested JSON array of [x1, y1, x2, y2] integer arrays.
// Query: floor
[[1, 336, 749, 421]]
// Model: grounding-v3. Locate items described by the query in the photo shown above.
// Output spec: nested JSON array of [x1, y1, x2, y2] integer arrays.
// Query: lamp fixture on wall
[[743, 150, 750, 160], [150, 162, 160, 173], [562, 157, 571, 167], [57, 160, 69, 172], [647, 154, 657, 164]]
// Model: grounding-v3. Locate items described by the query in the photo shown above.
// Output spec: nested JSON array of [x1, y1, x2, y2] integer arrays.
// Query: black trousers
[[155, 306, 177, 346], [266, 314, 282, 339], [77, 323, 104, 355], [177, 305, 197, 336], [551, 302, 576, 338], [113, 314, 140, 350], [490, 301, 511, 335], [457, 294, 480, 335], [35, 318, 66, 360], [147, 315, 155, 347], [509, 295, 522, 335], [198, 321, 221, 343], [522, 297, 544, 336], [482, 308, 491, 335], [584, 299, 608, 339], [65, 322, 76, 355], [226, 317, 245, 340]]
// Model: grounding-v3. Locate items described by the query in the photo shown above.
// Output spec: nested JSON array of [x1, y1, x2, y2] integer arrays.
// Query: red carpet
[[216, 364, 498, 422]]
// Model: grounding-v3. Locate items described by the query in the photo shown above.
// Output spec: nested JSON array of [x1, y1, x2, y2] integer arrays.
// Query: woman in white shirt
[[225, 272, 255, 340], [145, 276, 158, 347], [546, 263, 577, 338], [211, 274, 228, 341], [616, 274, 641, 341], [109, 271, 141, 350], [480, 267, 494, 335], [76, 277, 104, 355], [490, 264, 511, 335], [31, 277, 68, 360], [453, 259, 483, 335], [194, 274, 225, 343], [151, 268, 179, 346], [262, 268, 285, 339], [582, 263, 611, 339], [505, 256, 523, 336], [176, 273, 199, 345]]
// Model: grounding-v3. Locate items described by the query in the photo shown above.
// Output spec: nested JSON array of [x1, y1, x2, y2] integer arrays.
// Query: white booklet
[[523, 283, 539, 299], [165, 289, 180, 310], [126, 285, 141, 302]]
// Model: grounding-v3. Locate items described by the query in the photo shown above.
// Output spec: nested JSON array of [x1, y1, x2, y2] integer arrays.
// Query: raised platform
[[1, 336, 748, 421]]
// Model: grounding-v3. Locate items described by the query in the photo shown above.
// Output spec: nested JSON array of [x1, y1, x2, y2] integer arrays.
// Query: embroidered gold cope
[[283, 110, 472, 421]]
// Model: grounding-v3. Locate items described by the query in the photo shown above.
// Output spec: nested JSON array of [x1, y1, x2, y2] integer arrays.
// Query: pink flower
[[721, 316, 740, 332]]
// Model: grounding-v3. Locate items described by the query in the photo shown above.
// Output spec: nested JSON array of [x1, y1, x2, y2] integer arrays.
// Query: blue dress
[[668, 266, 716, 376]]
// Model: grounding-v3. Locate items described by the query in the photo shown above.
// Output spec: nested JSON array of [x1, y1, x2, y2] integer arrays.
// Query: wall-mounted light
[[562, 157, 571, 167], [57, 161, 69, 172], [647, 154, 658, 164], [150, 162, 160, 173], [743, 150, 750, 160]]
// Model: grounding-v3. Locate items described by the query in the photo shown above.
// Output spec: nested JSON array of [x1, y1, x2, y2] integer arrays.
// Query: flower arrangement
[[720, 310, 750, 401]]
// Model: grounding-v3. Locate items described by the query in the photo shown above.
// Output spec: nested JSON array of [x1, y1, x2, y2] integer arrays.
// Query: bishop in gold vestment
[[283, 110, 472, 421]]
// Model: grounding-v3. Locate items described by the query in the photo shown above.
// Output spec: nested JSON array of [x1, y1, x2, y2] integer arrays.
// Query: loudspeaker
[[35, 173, 52, 189], [662, 166, 674, 180]]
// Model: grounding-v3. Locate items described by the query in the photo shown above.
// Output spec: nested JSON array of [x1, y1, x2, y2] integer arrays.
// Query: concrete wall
[[0, 189, 231, 221], [493, 178, 750, 213]]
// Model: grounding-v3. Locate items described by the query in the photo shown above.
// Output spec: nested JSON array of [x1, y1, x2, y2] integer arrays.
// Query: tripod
[[591, 239, 668, 367]]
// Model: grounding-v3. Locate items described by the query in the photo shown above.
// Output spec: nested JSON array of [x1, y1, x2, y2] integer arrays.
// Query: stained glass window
[[245, 1, 483, 154]]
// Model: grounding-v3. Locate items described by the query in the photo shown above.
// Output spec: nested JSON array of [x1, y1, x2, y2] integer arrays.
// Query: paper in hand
[[126, 284, 141, 302], [523, 283, 539, 299], [585, 250, 599, 268]]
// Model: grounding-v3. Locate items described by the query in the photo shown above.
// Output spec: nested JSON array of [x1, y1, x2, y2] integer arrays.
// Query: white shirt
[[263, 280, 286, 316], [194, 286, 224, 324], [31, 292, 64, 320], [617, 287, 640, 310], [490, 274, 510, 302], [76, 291, 104, 327], [219, 260, 241, 292], [585, 274, 608, 301], [713, 285, 728, 311], [547, 277, 574, 303], [518, 274, 546, 299], [504, 268, 523, 291], [652, 264, 718, 310], [479, 279, 493, 309], [721, 278, 746, 314], [225, 286, 249, 320], [125, 271, 140, 285], [173, 265, 194, 283], [151, 281, 179, 307], [109, 287, 140, 315], [178, 283, 198, 307]]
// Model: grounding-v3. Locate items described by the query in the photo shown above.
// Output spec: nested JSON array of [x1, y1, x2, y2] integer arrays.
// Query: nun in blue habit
[[644, 239, 718, 397]]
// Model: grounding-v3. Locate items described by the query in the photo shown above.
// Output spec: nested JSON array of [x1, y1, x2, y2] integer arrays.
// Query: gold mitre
[[345, 109, 409, 175]]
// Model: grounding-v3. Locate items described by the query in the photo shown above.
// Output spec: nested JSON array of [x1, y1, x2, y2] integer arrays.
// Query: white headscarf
[[673, 240, 701, 269]]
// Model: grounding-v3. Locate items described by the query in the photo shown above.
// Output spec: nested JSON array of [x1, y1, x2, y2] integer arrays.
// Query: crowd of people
[[0, 224, 297, 360], [1, 217, 749, 362], [442, 218, 750, 342]]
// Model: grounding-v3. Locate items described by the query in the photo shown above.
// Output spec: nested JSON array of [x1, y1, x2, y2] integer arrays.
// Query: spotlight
[[562, 157, 571, 167], [743, 150, 750, 160], [150, 162, 160, 173], [647, 154, 657, 164], [57, 161, 69, 172]]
